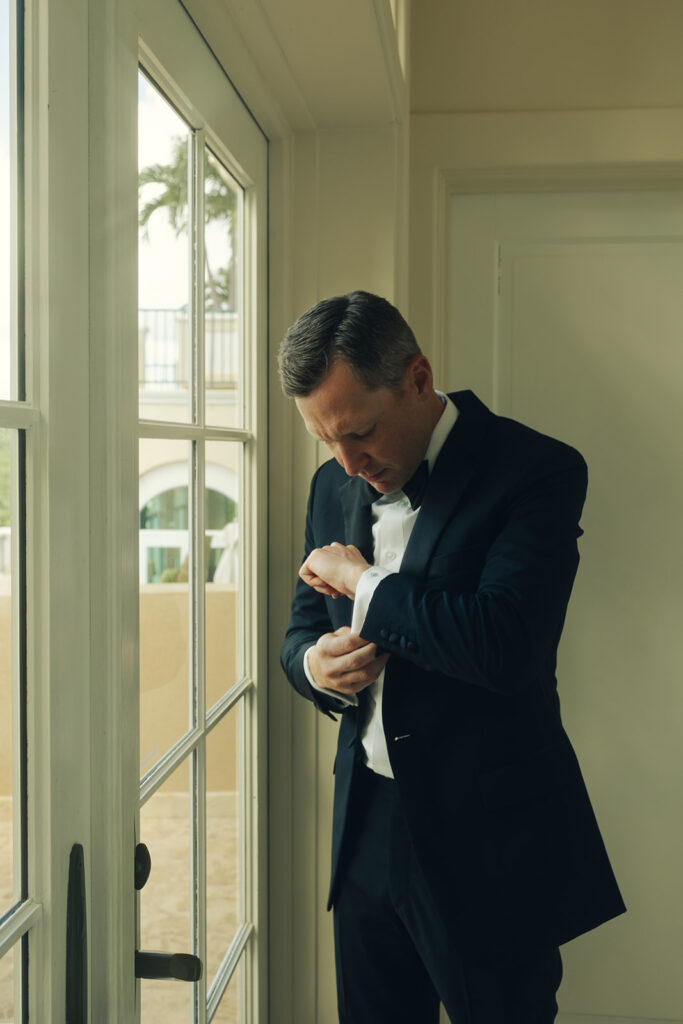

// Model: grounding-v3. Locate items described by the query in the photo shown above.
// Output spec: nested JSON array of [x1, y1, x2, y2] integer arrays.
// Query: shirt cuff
[[352, 565, 393, 634], [303, 645, 359, 708]]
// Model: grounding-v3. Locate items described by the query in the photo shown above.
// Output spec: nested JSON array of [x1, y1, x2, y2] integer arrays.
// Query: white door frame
[[22, 0, 140, 1017]]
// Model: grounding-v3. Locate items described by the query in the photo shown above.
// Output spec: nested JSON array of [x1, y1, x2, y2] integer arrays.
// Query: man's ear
[[406, 354, 434, 398]]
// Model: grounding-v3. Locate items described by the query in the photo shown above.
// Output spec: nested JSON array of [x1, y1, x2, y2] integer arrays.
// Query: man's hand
[[299, 542, 370, 599], [308, 626, 390, 696]]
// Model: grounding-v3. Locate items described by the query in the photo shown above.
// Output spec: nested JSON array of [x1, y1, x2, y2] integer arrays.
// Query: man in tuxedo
[[279, 291, 625, 1023]]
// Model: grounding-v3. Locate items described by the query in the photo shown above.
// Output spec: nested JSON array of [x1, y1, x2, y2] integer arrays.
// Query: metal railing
[[138, 308, 239, 390]]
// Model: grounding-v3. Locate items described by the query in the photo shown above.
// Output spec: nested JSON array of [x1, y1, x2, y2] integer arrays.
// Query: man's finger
[[332, 655, 391, 694], [325, 633, 376, 658]]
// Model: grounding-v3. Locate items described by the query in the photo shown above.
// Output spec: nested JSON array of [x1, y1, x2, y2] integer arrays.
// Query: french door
[[0, 0, 267, 1019], [135, 1, 267, 1020]]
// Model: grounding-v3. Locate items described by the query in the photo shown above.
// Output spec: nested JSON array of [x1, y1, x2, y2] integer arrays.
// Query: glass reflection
[[140, 761, 192, 1024], [206, 441, 240, 711], [139, 438, 191, 777], [205, 149, 242, 428], [0, 429, 15, 917], [206, 705, 242, 989], [1, 0, 15, 400], [138, 70, 191, 423], [0, 943, 18, 1022]]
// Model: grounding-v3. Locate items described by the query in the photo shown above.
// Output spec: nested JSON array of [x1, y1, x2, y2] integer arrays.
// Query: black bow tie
[[357, 460, 429, 511], [402, 460, 429, 510]]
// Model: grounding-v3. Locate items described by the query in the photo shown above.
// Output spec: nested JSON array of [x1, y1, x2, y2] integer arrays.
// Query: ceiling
[[186, 0, 406, 133]]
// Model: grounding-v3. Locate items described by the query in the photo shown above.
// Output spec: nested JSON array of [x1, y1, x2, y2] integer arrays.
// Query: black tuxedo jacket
[[281, 390, 625, 961]]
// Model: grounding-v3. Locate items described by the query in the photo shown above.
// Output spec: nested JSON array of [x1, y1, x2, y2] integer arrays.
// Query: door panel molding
[[409, 107, 683, 391]]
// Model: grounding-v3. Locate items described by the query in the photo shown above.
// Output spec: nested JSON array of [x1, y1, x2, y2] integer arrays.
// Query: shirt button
[[385, 551, 397, 563]]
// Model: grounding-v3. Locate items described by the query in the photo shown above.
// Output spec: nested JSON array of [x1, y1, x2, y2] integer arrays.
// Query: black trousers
[[333, 763, 562, 1024]]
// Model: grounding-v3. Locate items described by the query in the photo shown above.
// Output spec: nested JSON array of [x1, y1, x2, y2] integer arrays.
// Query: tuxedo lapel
[[339, 476, 374, 563], [400, 390, 492, 576], [338, 391, 494, 576]]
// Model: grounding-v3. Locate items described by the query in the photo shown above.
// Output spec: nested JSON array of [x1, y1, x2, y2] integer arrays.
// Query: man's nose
[[336, 443, 366, 477]]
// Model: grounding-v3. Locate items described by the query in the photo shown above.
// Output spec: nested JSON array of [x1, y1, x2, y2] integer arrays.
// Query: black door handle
[[135, 951, 203, 982], [66, 844, 87, 1024], [134, 842, 152, 891], [134, 842, 203, 982]]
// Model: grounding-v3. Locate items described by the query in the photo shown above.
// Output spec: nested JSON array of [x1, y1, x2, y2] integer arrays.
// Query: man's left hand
[[299, 542, 370, 599]]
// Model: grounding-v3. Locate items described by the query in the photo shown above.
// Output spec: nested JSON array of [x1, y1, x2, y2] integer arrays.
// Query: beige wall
[[267, 122, 410, 1024], [409, 4, 683, 1022], [411, 0, 683, 114]]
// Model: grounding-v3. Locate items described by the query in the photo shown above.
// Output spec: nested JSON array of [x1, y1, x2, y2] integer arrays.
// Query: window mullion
[[192, 740, 207, 1024], [190, 126, 208, 1024], [192, 430, 207, 1024], [190, 127, 205, 431]]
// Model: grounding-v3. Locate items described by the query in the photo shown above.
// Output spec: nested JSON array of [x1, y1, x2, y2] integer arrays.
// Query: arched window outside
[[140, 484, 237, 583]]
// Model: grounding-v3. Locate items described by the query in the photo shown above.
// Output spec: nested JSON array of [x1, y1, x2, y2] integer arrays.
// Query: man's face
[[295, 356, 436, 495]]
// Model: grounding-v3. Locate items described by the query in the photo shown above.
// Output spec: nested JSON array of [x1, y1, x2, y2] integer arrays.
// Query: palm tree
[[139, 138, 237, 310]]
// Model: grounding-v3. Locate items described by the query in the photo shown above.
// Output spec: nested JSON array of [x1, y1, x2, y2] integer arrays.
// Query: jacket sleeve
[[360, 454, 587, 695], [279, 468, 346, 717]]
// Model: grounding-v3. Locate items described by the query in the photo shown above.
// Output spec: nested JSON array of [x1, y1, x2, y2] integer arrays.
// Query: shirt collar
[[424, 389, 458, 473], [373, 389, 458, 507]]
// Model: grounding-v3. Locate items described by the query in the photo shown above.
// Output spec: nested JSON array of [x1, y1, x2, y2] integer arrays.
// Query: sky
[[138, 72, 191, 310], [138, 71, 233, 311]]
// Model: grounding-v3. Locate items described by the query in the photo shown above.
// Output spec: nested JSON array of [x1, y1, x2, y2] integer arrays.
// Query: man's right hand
[[308, 626, 390, 696]]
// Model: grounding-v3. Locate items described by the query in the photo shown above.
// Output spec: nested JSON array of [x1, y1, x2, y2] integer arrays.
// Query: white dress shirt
[[306, 392, 458, 777]]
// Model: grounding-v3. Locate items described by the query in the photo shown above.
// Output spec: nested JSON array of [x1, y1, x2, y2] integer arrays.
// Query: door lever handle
[[135, 950, 203, 982], [134, 842, 152, 891]]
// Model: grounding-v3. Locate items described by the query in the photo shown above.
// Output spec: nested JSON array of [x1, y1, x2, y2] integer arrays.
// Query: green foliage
[[138, 138, 237, 310], [206, 265, 232, 311]]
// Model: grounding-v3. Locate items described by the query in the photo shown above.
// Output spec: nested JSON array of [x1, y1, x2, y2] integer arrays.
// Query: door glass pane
[[205, 441, 240, 710], [0, 941, 20, 1023], [140, 761, 192, 1023], [140, 438, 191, 776], [205, 150, 242, 428], [1, 0, 13, 401], [138, 70, 191, 423], [0, 429, 16, 912], [211, 959, 242, 1024], [206, 706, 242, 988]]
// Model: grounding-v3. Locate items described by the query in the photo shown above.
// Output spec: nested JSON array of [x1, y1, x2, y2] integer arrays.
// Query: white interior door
[[448, 189, 683, 1021]]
